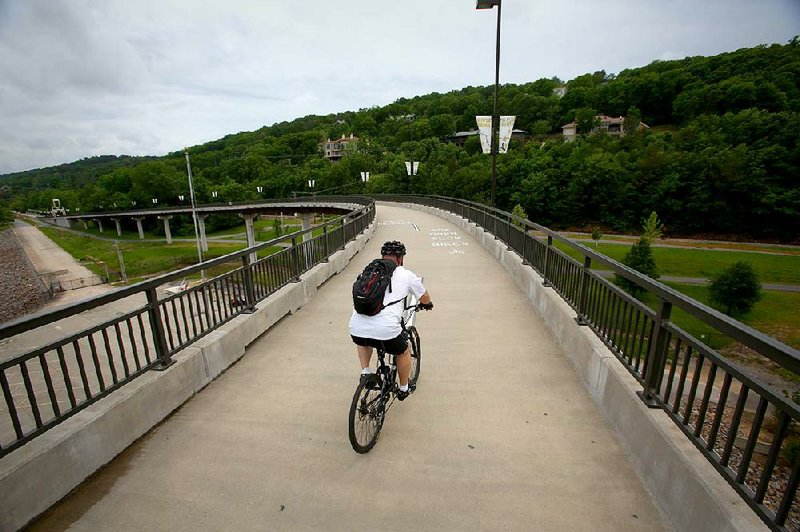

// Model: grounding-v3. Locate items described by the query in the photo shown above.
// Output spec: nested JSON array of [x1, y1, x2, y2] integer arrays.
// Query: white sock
[[361, 368, 373, 375], [399, 383, 409, 392]]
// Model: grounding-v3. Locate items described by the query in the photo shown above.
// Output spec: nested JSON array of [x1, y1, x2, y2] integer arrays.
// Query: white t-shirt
[[349, 265, 426, 340]]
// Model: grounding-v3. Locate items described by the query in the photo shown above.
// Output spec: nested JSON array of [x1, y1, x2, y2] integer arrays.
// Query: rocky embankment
[[0, 228, 50, 323]]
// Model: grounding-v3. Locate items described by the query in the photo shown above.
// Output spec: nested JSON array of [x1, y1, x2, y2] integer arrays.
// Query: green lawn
[[650, 283, 800, 351], [39, 226, 244, 281], [554, 240, 800, 284]]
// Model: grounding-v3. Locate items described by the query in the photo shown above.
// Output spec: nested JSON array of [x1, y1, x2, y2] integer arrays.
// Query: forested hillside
[[2, 39, 798, 241]]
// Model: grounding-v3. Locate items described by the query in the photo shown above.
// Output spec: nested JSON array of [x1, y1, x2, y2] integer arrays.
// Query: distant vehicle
[[50, 198, 66, 217]]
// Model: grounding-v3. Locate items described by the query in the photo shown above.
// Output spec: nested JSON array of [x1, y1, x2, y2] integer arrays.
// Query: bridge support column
[[112, 218, 122, 237], [239, 213, 258, 264], [133, 217, 146, 240], [197, 214, 209, 252], [158, 215, 173, 244], [94, 219, 104, 233], [299, 212, 314, 271]]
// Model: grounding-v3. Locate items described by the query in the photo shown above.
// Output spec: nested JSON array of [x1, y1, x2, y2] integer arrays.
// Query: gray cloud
[[0, 0, 798, 174]]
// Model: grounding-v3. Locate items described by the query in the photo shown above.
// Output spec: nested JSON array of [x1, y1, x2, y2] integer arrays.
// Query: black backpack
[[352, 259, 404, 316]]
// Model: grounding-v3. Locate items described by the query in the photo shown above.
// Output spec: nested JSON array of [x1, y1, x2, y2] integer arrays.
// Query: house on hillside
[[561, 114, 649, 142], [320, 134, 359, 161]]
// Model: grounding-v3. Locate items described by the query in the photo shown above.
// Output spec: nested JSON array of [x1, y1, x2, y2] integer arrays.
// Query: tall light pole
[[184, 148, 205, 280], [405, 161, 419, 193], [476, 0, 501, 207]]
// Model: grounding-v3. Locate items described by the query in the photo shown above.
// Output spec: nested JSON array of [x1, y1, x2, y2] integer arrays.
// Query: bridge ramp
[[31, 204, 666, 531]]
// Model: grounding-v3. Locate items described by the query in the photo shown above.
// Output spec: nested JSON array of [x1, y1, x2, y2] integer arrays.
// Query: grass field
[[649, 282, 800, 351], [553, 240, 800, 284], [39, 226, 245, 281]]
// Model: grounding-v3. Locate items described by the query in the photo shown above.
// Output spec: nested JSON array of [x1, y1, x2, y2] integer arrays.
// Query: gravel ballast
[[0, 228, 50, 323]]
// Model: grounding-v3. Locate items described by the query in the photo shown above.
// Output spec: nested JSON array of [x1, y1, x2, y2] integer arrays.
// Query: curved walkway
[[30, 205, 666, 531]]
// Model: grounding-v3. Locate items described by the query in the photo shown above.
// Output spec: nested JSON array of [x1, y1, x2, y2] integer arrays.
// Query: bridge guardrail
[[377, 194, 800, 532], [0, 197, 374, 459]]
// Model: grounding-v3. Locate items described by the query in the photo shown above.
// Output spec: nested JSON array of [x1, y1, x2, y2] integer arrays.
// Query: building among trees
[[320, 134, 359, 161], [561, 114, 649, 142]]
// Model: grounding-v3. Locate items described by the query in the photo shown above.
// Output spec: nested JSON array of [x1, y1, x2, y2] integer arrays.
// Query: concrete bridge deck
[[28, 204, 668, 531]]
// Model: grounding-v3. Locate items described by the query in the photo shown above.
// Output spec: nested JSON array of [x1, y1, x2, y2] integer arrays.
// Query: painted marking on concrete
[[429, 228, 468, 251], [412, 223, 420, 231], [378, 220, 413, 226]]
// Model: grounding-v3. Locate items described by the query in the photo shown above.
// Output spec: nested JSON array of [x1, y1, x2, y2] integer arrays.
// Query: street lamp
[[212, 190, 218, 200], [360, 171, 370, 183], [405, 161, 419, 193], [178, 195, 185, 203], [184, 148, 205, 279], [307, 179, 315, 196], [476, 0, 501, 207], [256, 186, 263, 194], [152, 198, 158, 205]]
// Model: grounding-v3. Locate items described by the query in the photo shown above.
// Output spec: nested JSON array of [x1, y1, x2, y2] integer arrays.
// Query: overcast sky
[[0, 0, 798, 175]]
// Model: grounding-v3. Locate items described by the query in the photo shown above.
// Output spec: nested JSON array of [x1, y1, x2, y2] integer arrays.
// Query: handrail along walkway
[[0, 197, 374, 458], [377, 194, 800, 532]]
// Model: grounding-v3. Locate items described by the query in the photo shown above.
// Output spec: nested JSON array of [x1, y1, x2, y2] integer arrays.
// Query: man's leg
[[395, 346, 411, 387], [357, 345, 373, 371]]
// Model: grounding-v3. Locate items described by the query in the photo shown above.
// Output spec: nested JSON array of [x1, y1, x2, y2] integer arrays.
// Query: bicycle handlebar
[[405, 302, 433, 312]]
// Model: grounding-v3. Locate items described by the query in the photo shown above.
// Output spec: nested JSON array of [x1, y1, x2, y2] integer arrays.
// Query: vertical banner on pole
[[476, 116, 492, 154], [498, 116, 516, 154]]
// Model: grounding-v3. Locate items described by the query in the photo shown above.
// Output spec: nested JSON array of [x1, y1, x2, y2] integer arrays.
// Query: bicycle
[[348, 297, 425, 454]]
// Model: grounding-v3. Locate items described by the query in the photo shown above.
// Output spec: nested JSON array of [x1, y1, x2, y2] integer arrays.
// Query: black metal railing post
[[240, 254, 257, 314], [290, 236, 302, 282], [340, 217, 347, 250], [521, 226, 529, 265], [638, 299, 672, 407], [321, 224, 330, 262], [575, 256, 592, 325], [146, 289, 174, 370], [542, 235, 553, 287]]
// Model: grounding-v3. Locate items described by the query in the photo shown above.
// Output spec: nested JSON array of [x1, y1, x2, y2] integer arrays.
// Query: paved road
[[13, 219, 110, 301], [30, 205, 666, 531]]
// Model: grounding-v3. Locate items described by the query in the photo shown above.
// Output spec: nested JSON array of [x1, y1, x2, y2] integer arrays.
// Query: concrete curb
[[398, 202, 766, 532], [0, 221, 375, 532]]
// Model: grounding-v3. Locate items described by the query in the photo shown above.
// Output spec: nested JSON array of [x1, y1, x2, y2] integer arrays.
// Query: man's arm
[[419, 290, 431, 305]]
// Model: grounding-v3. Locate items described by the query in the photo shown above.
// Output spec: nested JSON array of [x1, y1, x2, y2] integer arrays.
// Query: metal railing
[[378, 194, 800, 531], [0, 197, 374, 458]]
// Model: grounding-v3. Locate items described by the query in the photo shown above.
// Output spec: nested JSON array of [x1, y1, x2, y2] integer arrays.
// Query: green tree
[[641, 211, 663, 243], [591, 226, 603, 247], [615, 238, 659, 296], [273, 217, 284, 238], [708, 261, 763, 316], [0, 199, 13, 224], [511, 203, 527, 228]]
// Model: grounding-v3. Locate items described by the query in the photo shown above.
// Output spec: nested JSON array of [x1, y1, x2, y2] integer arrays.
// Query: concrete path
[[13, 219, 106, 294], [30, 205, 667, 531]]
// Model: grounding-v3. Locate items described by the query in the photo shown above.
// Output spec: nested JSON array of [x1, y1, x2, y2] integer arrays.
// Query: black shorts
[[351, 332, 408, 356]]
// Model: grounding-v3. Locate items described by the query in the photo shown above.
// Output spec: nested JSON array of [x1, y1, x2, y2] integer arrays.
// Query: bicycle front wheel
[[348, 379, 385, 453], [408, 326, 421, 387]]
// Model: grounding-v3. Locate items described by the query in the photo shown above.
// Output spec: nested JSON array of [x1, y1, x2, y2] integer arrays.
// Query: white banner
[[498, 115, 516, 154], [476, 116, 492, 154]]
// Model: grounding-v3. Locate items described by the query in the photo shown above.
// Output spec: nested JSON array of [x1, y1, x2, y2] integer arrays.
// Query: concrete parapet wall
[[0, 220, 375, 532], [398, 202, 766, 532]]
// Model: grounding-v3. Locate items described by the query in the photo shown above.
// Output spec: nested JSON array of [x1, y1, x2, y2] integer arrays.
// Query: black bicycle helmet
[[381, 240, 406, 257]]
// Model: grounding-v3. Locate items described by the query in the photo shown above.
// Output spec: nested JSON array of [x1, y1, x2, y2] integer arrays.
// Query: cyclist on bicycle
[[349, 240, 433, 400]]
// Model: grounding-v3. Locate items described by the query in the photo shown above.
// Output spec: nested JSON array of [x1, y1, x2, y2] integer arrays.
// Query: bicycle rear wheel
[[408, 326, 421, 387], [348, 379, 385, 453]]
